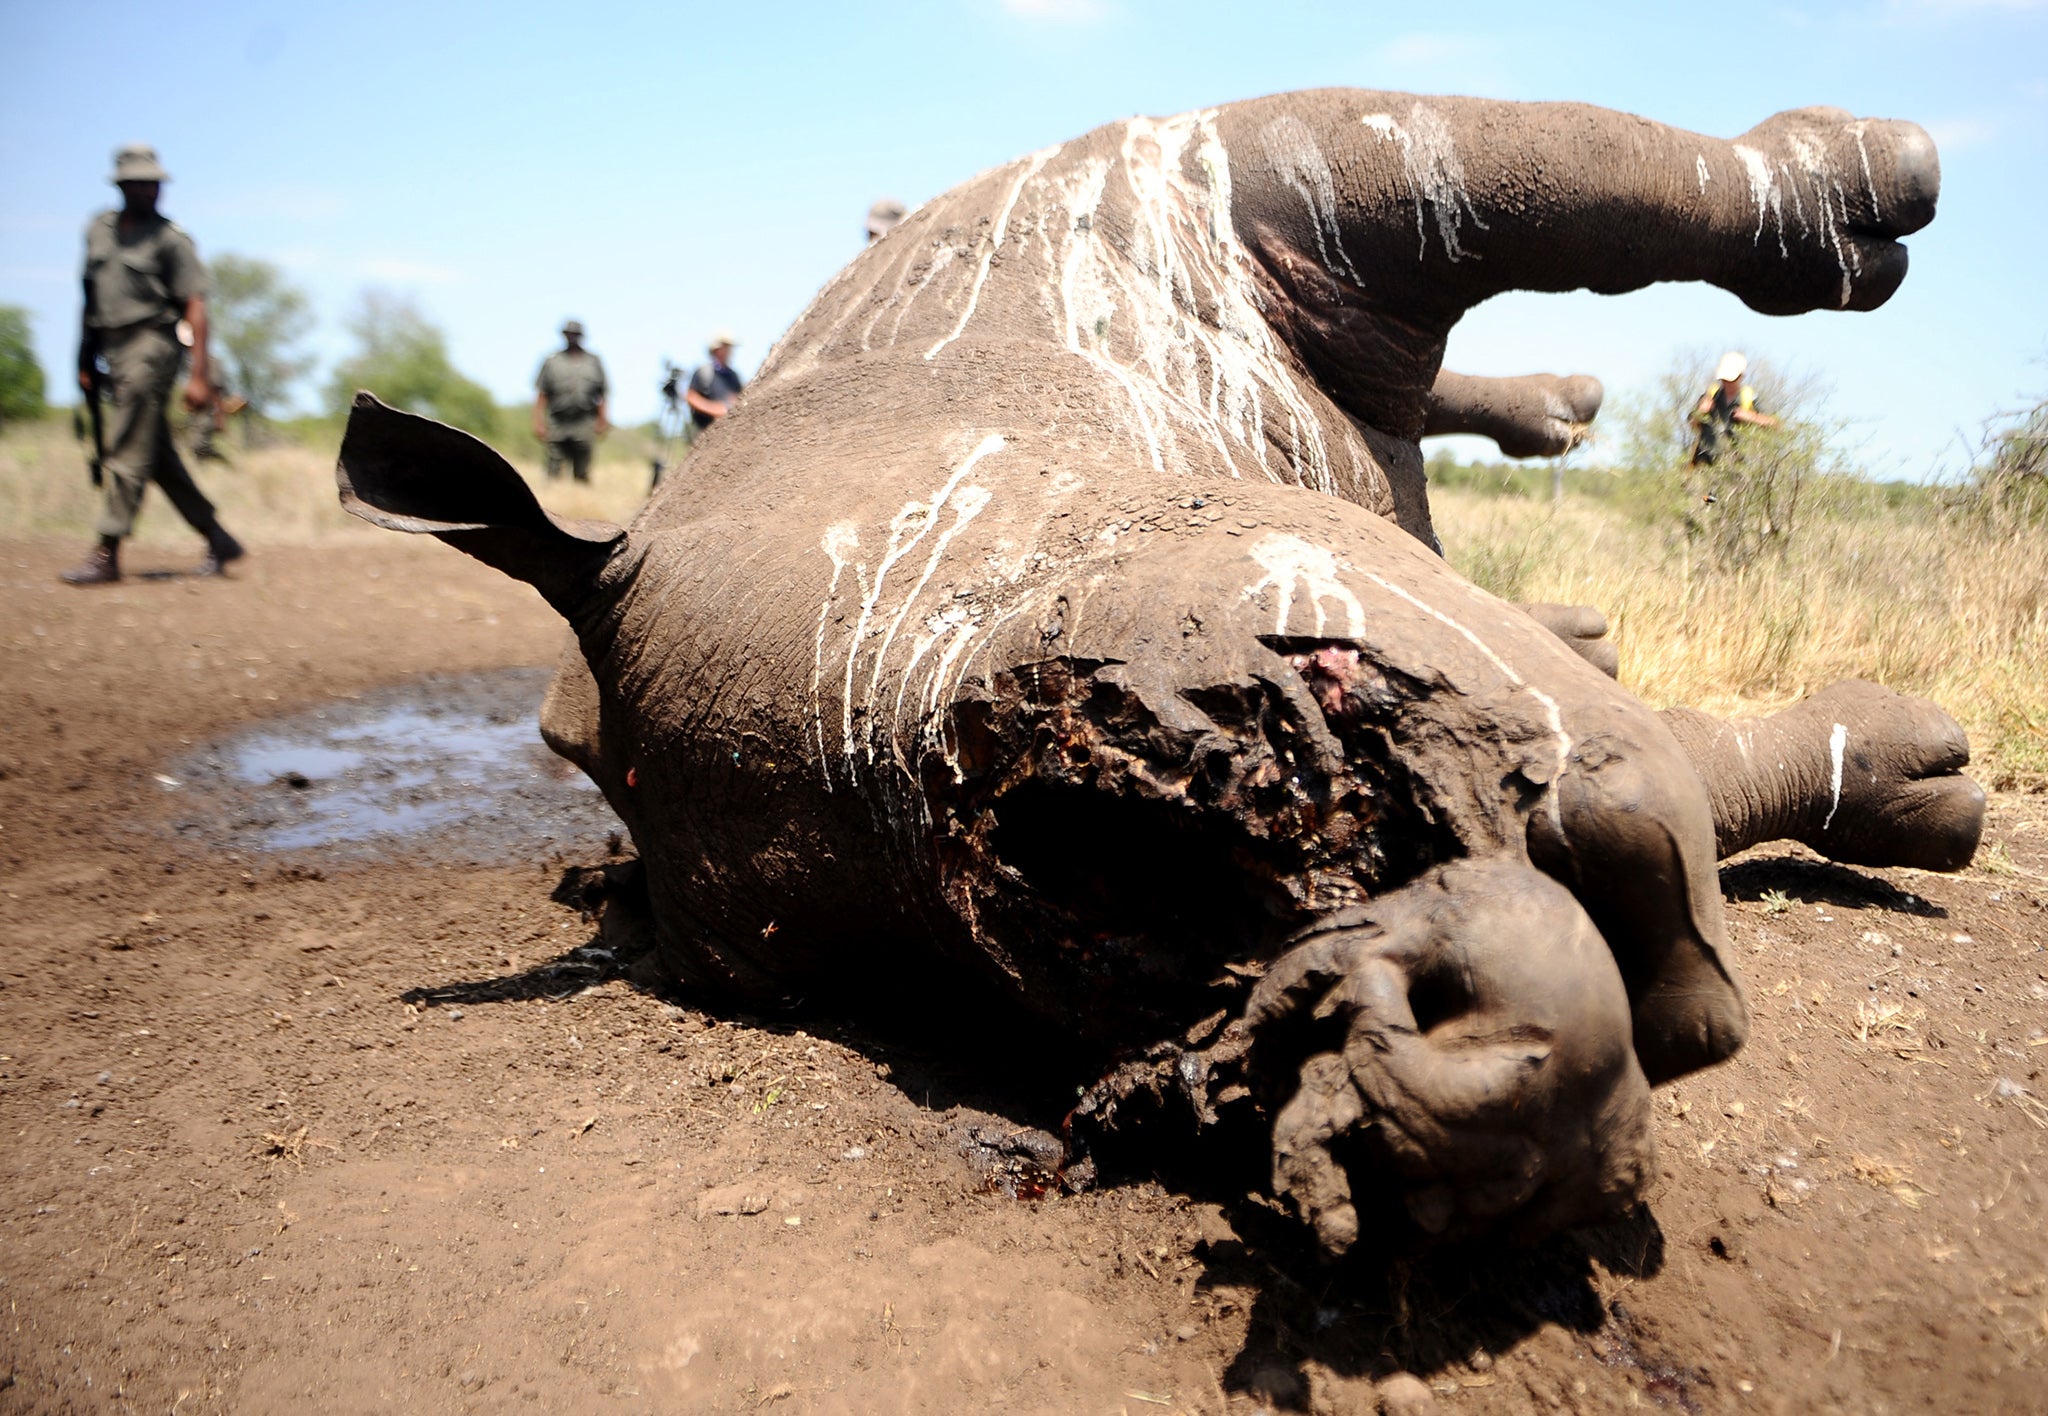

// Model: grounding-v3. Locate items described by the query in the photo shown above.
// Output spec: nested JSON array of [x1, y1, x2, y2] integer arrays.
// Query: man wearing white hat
[[684, 330, 744, 435], [1690, 350, 1779, 466], [62, 144, 245, 585]]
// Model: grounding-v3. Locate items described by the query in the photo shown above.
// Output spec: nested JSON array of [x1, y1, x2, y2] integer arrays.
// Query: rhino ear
[[337, 393, 627, 619]]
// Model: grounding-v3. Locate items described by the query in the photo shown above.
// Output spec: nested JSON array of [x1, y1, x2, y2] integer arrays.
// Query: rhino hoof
[[1246, 858, 1654, 1254]]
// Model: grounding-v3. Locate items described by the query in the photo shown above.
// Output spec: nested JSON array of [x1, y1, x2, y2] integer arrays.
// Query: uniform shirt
[[536, 348, 608, 438], [83, 210, 207, 332], [688, 358, 745, 429]]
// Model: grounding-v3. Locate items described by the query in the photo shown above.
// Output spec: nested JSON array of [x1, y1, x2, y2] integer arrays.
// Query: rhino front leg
[[1226, 95, 1936, 441], [1423, 370, 1603, 459], [1661, 681, 1985, 870], [1240, 858, 1653, 1254]]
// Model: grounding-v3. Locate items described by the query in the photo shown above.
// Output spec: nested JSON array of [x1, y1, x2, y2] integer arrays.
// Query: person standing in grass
[[1690, 350, 1779, 467], [532, 320, 609, 483], [63, 144, 245, 586]]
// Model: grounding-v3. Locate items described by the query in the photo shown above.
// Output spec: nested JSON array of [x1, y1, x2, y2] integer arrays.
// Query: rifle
[[75, 337, 105, 488]]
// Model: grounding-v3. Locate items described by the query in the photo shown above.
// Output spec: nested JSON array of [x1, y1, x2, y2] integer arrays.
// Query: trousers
[[92, 324, 218, 540]]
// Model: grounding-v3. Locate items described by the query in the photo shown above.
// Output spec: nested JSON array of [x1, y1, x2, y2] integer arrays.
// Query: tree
[[326, 289, 496, 436], [209, 254, 313, 420], [0, 305, 46, 432]]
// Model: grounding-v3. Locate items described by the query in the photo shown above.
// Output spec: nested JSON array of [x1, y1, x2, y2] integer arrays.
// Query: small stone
[[1376, 1371, 1436, 1414], [96, 1071, 112, 1085], [447, 1009, 463, 1021], [1173, 1323, 1198, 1342]]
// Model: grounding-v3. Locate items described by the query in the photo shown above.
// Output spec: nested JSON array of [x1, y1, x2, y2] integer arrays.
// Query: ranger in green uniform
[[63, 144, 244, 586], [531, 320, 608, 482]]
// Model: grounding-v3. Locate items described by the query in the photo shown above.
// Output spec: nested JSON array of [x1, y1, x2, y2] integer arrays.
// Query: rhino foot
[[1794, 680, 1985, 871], [1661, 679, 1985, 871], [1242, 858, 1654, 1255], [1726, 109, 1939, 314], [1517, 602, 1619, 679]]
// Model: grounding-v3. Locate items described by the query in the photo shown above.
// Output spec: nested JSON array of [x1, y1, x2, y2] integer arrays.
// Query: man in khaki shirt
[[63, 144, 244, 586], [531, 321, 608, 483]]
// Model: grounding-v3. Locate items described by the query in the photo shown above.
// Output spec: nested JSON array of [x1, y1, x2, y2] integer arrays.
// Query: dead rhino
[[338, 89, 1982, 1252]]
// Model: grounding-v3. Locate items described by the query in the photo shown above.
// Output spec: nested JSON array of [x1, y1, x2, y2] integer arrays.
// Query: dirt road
[[2, 538, 2042, 1413]]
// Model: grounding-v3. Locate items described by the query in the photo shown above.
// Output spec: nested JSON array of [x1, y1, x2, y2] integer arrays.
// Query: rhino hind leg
[[1423, 371, 1603, 459], [1662, 679, 1985, 870], [1241, 859, 1654, 1255]]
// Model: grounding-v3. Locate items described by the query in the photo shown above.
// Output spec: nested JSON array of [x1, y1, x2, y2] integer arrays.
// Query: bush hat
[[562, 319, 585, 337], [1715, 351, 1749, 383], [111, 144, 170, 183], [708, 329, 738, 351], [865, 198, 908, 237]]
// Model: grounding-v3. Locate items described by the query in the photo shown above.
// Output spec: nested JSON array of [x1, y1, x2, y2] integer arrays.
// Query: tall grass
[[1437, 482, 2048, 790]]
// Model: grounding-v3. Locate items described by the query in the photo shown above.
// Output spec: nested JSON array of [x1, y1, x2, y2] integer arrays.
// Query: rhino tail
[[336, 392, 628, 624]]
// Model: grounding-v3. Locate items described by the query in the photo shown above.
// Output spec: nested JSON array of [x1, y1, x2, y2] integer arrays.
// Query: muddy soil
[[1, 537, 2043, 1414]]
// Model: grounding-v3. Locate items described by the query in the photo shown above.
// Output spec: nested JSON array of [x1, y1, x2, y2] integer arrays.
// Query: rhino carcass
[[338, 89, 1981, 1251]]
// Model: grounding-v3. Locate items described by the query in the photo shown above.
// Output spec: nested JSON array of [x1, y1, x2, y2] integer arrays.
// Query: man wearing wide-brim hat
[[532, 319, 609, 483], [684, 329, 744, 435], [62, 144, 245, 586]]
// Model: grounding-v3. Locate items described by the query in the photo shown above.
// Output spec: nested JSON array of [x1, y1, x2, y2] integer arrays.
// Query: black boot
[[198, 525, 246, 577], [59, 537, 121, 586]]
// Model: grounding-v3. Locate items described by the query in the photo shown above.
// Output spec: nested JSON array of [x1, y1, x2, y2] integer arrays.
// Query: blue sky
[[3, 0, 2042, 477]]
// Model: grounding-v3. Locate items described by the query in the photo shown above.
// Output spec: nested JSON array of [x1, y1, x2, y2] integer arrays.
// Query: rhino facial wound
[[923, 653, 1454, 1044]]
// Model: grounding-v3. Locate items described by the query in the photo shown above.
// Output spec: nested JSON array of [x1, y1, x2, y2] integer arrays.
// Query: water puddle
[[163, 668, 623, 866]]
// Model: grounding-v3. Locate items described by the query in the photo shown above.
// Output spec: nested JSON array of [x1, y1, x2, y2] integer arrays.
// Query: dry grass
[[1436, 487, 2048, 790], [0, 415, 653, 548]]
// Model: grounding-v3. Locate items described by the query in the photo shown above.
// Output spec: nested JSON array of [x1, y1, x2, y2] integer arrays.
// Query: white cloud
[[999, 0, 1104, 22], [1925, 116, 1996, 151]]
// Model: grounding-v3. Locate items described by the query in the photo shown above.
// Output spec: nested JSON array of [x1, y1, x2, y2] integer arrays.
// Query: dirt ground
[[2, 537, 2044, 1415]]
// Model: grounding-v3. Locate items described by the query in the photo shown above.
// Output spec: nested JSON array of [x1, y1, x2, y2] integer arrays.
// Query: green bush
[[326, 289, 496, 437], [0, 306, 47, 432], [210, 255, 314, 421]]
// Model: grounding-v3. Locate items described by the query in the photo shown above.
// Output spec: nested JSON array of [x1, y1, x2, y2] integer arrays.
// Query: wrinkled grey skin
[[339, 89, 1980, 1254], [1425, 370, 1604, 459]]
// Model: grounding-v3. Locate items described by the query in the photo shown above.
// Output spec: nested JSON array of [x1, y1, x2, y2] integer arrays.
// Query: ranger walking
[[532, 320, 608, 482], [63, 144, 245, 586]]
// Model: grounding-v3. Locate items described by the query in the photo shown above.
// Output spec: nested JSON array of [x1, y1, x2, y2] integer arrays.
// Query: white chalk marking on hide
[[1047, 113, 1337, 493], [812, 522, 863, 786], [1732, 144, 1787, 256], [868, 469, 998, 709], [1363, 570, 1574, 800], [926, 147, 1058, 361], [1696, 154, 1711, 194], [1260, 114, 1360, 284], [1783, 131, 1857, 308], [1846, 120, 1881, 216], [1241, 533, 1365, 639], [1823, 721, 1848, 831], [843, 434, 1009, 765], [1360, 104, 1488, 263]]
